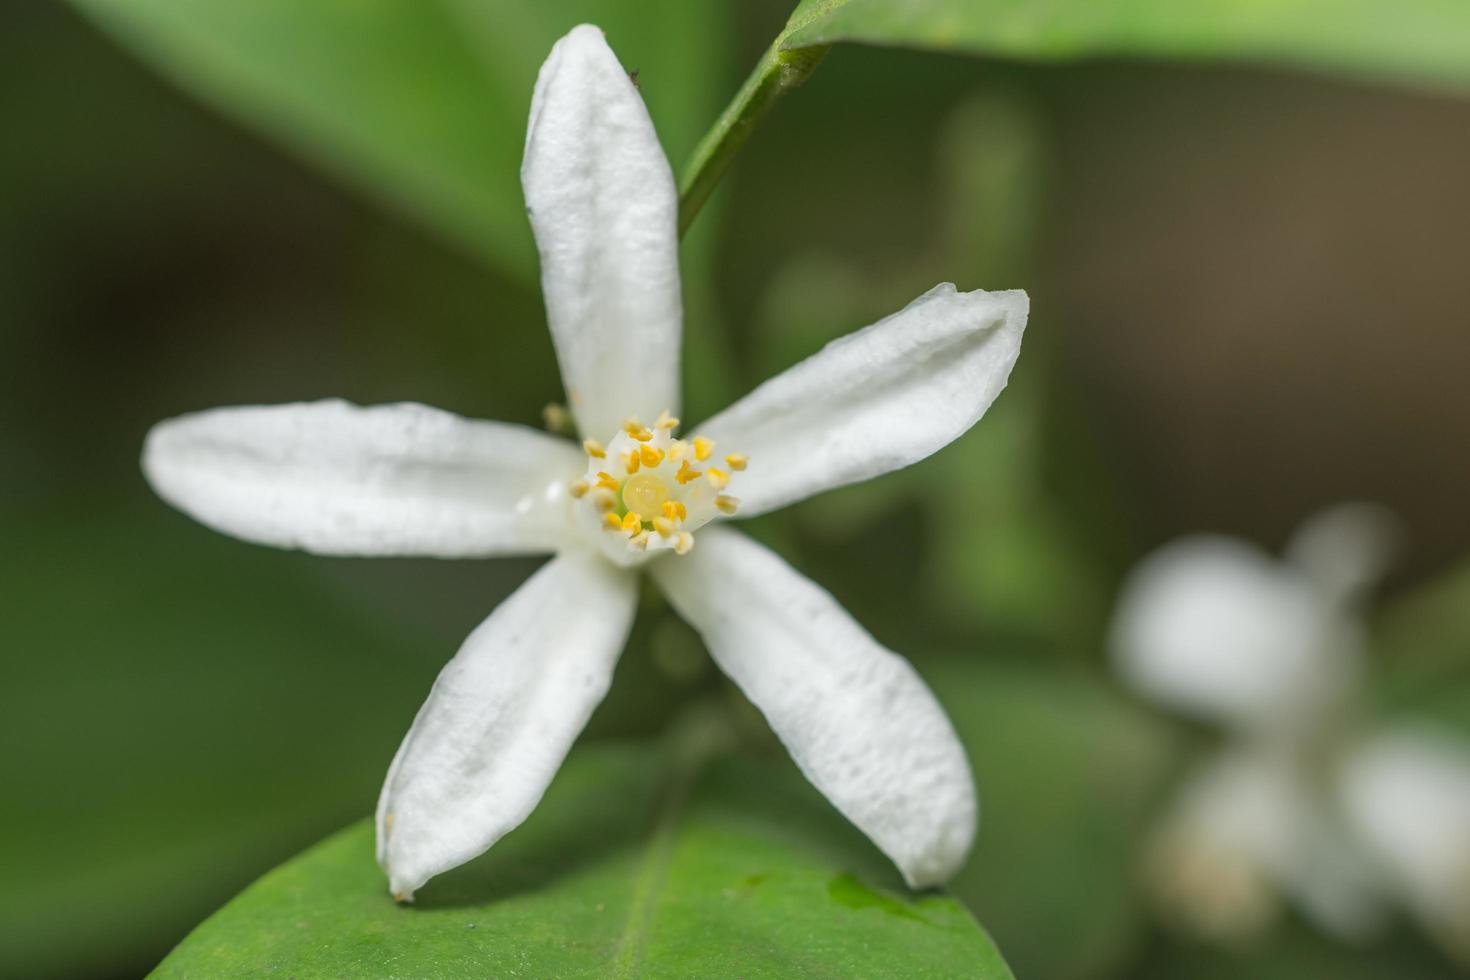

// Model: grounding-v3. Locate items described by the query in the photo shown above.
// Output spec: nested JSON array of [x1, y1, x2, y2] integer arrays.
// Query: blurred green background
[[3, 1, 1469, 977]]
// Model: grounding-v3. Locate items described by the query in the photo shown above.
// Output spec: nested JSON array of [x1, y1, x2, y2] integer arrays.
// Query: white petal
[[1284, 501, 1402, 606], [143, 400, 579, 557], [523, 24, 682, 439], [1339, 725, 1470, 947], [695, 283, 1026, 517], [1148, 745, 1384, 942], [1109, 536, 1358, 730], [376, 550, 637, 900], [649, 527, 976, 887]]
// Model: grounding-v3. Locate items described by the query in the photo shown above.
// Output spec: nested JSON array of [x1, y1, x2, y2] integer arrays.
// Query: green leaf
[[67, 0, 733, 280], [782, 0, 1470, 96], [151, 742, 1014, 978]]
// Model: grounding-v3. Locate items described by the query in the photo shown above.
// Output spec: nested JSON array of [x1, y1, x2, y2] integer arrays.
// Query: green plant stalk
[[676, 11, 833, 236]]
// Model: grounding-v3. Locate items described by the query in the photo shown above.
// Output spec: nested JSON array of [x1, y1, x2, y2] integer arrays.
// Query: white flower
[[141, 25, 1028, 901], [1111, 503, 1470, 957]]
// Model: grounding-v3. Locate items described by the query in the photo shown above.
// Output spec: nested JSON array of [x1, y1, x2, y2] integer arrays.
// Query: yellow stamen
[[715, 495, 739, 515], [622, 450, 640, 475], [542, 403, 573, 434], [639, 443, 664, 468], [667, 440, 689, 462], [630, 531, 650, 550], [583, 438, 606, 459], [621, 512, 643, 535], [675, 459, 702, 485], [623, 418, 654, 442], [595, 471, 621, 492], [674, 532, 694, 555], [706, 467, 730, 490], [661, 500, 687, 521], [569, 479, 590, 499], [652, 516, 676, 537], [591, 488, 617, 513], [654, 409, 680, 430], [693, 436, 714, 461], [602, 512, 623, 531], [724, 453, 748, 471]]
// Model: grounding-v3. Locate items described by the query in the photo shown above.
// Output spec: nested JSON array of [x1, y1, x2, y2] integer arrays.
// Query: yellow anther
[[542, 402, 573, 434], [630, 531, 650, 550], [591, 488, 617, 512], [596, 471, 621, 491], [569, 479, 590, 499], [588, 487, 617, 514], [693, 436, 715, 461], [715, 495, 739, 515], [583, 438, 606, 459], [661, 500, 687, 521], [654, 409, 680, 430], [652, 516, 677, 537], [623, 418, 654, 442], [724, 453, 748, 471], [639, 443, 664, 468], [621, 512, 643, 535], [674, 532, 695, 555], [621, 450, 640, 475], [675, 459, 702, 485], [602, 512, 623, 531], [706, 467, 730, 490], [667, 440, 689, 462]]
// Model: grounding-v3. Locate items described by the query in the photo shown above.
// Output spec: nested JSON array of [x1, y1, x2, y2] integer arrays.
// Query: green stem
[[676, 7, 835, 237]]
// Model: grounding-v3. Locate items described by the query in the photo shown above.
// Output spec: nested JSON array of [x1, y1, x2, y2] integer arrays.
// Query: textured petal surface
[[649, 527, 976, 887], [1109, 536, 1357, 730], [1339, 726, 1470, 945], [523, 24, 682, 439], [376, 550, 637, 899], [695, 283, 1026, 517], [143, 399, 579, 557]]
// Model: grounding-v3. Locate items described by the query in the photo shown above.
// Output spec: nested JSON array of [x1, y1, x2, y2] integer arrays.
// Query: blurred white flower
[[1112, 503, 1470, 957], [141, 25, 1029, 900]]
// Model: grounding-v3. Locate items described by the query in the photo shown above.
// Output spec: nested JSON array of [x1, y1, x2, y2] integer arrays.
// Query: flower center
[[567, 409, 745, 564], [620, 471, 670, 521]]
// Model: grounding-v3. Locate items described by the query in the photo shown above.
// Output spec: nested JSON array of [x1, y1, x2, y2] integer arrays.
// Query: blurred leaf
[[783, 0, 1470, 96], [152, 742, 1014, 978], [1371, 559, 1470, 729], [67, 0, 732, 282], [1134, 919, 1464, 980], [932, 657, 1178, 980], [0, 502, 480, 978]]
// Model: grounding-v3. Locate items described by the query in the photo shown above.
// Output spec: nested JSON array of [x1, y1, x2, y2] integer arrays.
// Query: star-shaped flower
[[143, 25, 1028, 901], [1110, 503, 1470, 958]]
